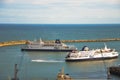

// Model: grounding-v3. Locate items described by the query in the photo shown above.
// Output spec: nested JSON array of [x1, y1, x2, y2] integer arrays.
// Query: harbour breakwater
[[0, 40, 28, 47], [0, 38, 120, 47], [59, 38, 120, 43]]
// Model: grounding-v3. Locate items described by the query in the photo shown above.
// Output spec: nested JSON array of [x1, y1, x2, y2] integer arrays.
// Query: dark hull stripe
[[21, 48, 73, 52]]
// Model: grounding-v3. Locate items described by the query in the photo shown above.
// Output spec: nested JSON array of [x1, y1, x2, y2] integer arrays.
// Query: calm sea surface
[[0, 24, 120, 80]]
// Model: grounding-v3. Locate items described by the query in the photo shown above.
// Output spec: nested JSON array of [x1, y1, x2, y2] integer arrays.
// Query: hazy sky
[[0, 0, 120, 24]]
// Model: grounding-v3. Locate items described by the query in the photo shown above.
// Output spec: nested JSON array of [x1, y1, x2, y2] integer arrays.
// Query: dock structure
[[0, 38, 120, 47], [57, 67, 72, 80], [109, 66, 120, 77]]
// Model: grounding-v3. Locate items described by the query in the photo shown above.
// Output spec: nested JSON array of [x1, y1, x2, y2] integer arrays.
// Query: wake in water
[[31, 59, 65, 63]]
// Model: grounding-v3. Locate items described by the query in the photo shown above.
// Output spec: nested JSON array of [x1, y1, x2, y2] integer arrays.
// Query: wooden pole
[[12, 64, 19, 80], [107, 67, 111, 80]]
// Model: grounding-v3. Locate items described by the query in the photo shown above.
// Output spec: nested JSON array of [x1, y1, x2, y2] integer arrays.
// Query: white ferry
[[65, 44, 119, 61], [21, 39, 77, 52]]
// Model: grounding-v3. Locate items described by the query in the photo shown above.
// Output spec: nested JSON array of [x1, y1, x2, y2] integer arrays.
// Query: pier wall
[[0, 38, 120, 47]]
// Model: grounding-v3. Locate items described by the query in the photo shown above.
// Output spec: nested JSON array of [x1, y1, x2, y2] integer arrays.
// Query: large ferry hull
[[65, 56, 118, 62], [21, 48, 73, 52]]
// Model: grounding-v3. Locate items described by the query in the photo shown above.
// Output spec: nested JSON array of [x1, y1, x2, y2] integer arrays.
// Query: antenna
[[104, 43, 108, 50], [61, 67, 64, 74]]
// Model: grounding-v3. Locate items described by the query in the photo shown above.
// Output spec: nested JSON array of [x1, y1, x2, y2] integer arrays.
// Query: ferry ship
[[65, 44, 119, 62], [21, 39, 77, 52]]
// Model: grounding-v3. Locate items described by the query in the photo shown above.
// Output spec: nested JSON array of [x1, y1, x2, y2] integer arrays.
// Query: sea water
[[0, 24, 120, 80]]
